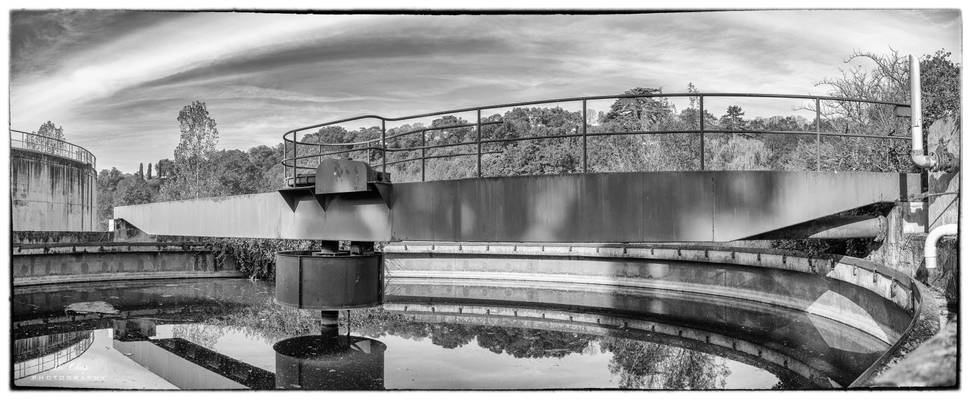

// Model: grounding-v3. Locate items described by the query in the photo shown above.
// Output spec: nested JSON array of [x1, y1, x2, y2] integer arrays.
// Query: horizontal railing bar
[[384, 141, 478, 153], [283, 92, 909, 136], [384, 120, 504, 141], [286, 121, 507, 147], [284, 128, 911, 168], [282, 147, 382, 166], [385, 150, 504, 167]]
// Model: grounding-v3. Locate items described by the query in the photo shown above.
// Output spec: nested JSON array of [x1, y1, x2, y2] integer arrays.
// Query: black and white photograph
[[3, 2, 965, 392]]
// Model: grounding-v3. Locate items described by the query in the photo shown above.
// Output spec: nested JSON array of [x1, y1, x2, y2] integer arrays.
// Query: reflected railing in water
[[13, 331, 94, 380]]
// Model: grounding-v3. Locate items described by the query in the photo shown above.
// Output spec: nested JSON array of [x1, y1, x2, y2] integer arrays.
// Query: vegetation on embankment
[[156, 236, 315, 280]]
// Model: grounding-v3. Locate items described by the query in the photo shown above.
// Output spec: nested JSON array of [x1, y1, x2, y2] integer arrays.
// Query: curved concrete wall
[[11, 243, 244, 286], [11, 148, 97, 231], [383, 242, 923, 387]]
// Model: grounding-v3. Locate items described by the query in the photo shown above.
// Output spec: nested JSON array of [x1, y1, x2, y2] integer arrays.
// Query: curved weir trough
[[11, 243, 921, 389], [381, 243, 922, 388]]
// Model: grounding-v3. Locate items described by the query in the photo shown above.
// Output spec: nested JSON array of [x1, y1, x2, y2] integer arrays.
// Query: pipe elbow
[[924, 224, 958, 269], [911, 150, 938, 169]]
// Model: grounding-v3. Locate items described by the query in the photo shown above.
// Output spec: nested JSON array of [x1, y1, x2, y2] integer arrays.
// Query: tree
[[593, 86, 700, 172], [28, 120, 66, 153], [718, 105, 746, 131], [210, 149, 263, 195], [809, 48, 961, 172], [156, 158, 174, 179], [138, 162, 144, 179], [919, 49, 960, 126], [114, 174, 154, 206], [160, 101, 220, 200], [147, 163, 153, 180], [96, 168, 125, 229]]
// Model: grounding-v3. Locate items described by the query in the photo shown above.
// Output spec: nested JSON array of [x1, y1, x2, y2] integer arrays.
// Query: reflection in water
[[600, 338, 728, 389], [11, 278, 894, 389], [13, 331, 95, 380], [274, 334, 386, 390]]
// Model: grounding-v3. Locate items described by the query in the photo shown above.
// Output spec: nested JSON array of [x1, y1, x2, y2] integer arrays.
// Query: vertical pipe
[[815, 98, 822, 171], [381, 120, 387, 173], [477, 109, 482, 178], [582, 99, 588, 173], [909, 54, 937, 169], [421, 129, 426, 182], [699, 96, 705, 171]]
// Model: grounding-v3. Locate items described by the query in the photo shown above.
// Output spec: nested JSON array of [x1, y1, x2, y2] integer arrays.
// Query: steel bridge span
[[115, 92, 920, 243]]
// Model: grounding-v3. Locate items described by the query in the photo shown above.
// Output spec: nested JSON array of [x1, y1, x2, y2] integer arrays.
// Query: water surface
[[12, 278, 887, 389]]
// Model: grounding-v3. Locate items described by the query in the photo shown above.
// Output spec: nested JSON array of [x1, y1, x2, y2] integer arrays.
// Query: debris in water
[[65, 301, 119, 314]]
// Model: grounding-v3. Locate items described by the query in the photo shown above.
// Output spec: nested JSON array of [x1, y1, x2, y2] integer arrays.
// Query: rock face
[[927, 116, 960, 230], [870, 318, 957, 388], [925, 116, 960, 306]]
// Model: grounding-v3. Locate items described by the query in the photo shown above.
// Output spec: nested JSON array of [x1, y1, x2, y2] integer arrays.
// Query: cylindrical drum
[[275, 251, 382, 310], [274, 335, 386, 390]]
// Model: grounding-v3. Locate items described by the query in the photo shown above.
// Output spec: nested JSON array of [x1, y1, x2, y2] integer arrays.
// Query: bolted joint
[[934, 148, 960, 174]]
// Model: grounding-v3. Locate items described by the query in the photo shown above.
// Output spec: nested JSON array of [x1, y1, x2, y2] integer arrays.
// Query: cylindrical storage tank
[[10, 145, 97, 231], [275, 251, 382, 309], [274, 335, 386, 390]]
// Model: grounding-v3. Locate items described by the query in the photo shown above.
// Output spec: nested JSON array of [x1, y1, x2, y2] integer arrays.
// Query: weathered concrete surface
[[384, 247, 914, 345], [870, 229, 959, 307], [10, 149, 97, 231], [385, 242, 917, 312], [12, 230, 114, 245], [11, 249, 243, 286], [867, 204, 926, 278], [115, 171, 920, 242]]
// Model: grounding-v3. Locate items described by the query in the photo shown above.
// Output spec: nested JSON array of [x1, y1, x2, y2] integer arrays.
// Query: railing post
[[582, 99, 588, 173], [477, 109, 482, 178], [699, 95, 705, 171], [421, 129, 426, 182], [815, 98, 821, 171], [290, 133, 296, 185], [381, 120, 387, 173]]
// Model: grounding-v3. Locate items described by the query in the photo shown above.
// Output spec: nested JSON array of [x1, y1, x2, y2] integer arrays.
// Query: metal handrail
[[281, 92, 911, 183], [10, 129, 97, 169]]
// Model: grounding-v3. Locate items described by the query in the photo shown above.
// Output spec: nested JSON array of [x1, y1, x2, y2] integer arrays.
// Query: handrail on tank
[[10, 129, 97, 170], [280, 92, 913, 185]]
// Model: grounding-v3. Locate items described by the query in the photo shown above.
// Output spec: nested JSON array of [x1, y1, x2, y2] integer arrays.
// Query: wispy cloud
[[9, 10, 961, 171]]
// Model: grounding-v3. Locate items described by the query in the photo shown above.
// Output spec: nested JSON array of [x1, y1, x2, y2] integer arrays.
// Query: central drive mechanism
[[275, 247, 382, 310]]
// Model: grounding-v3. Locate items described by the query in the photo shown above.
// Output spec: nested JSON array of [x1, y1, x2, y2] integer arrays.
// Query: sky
[[8, 10, 962, 172]]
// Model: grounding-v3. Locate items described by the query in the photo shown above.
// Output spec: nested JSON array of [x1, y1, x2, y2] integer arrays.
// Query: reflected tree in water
[[172, 323, 224, 349], [429, 324, 476, 349], [600, 336, 729, 389], [475, 326, 594, 359]]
